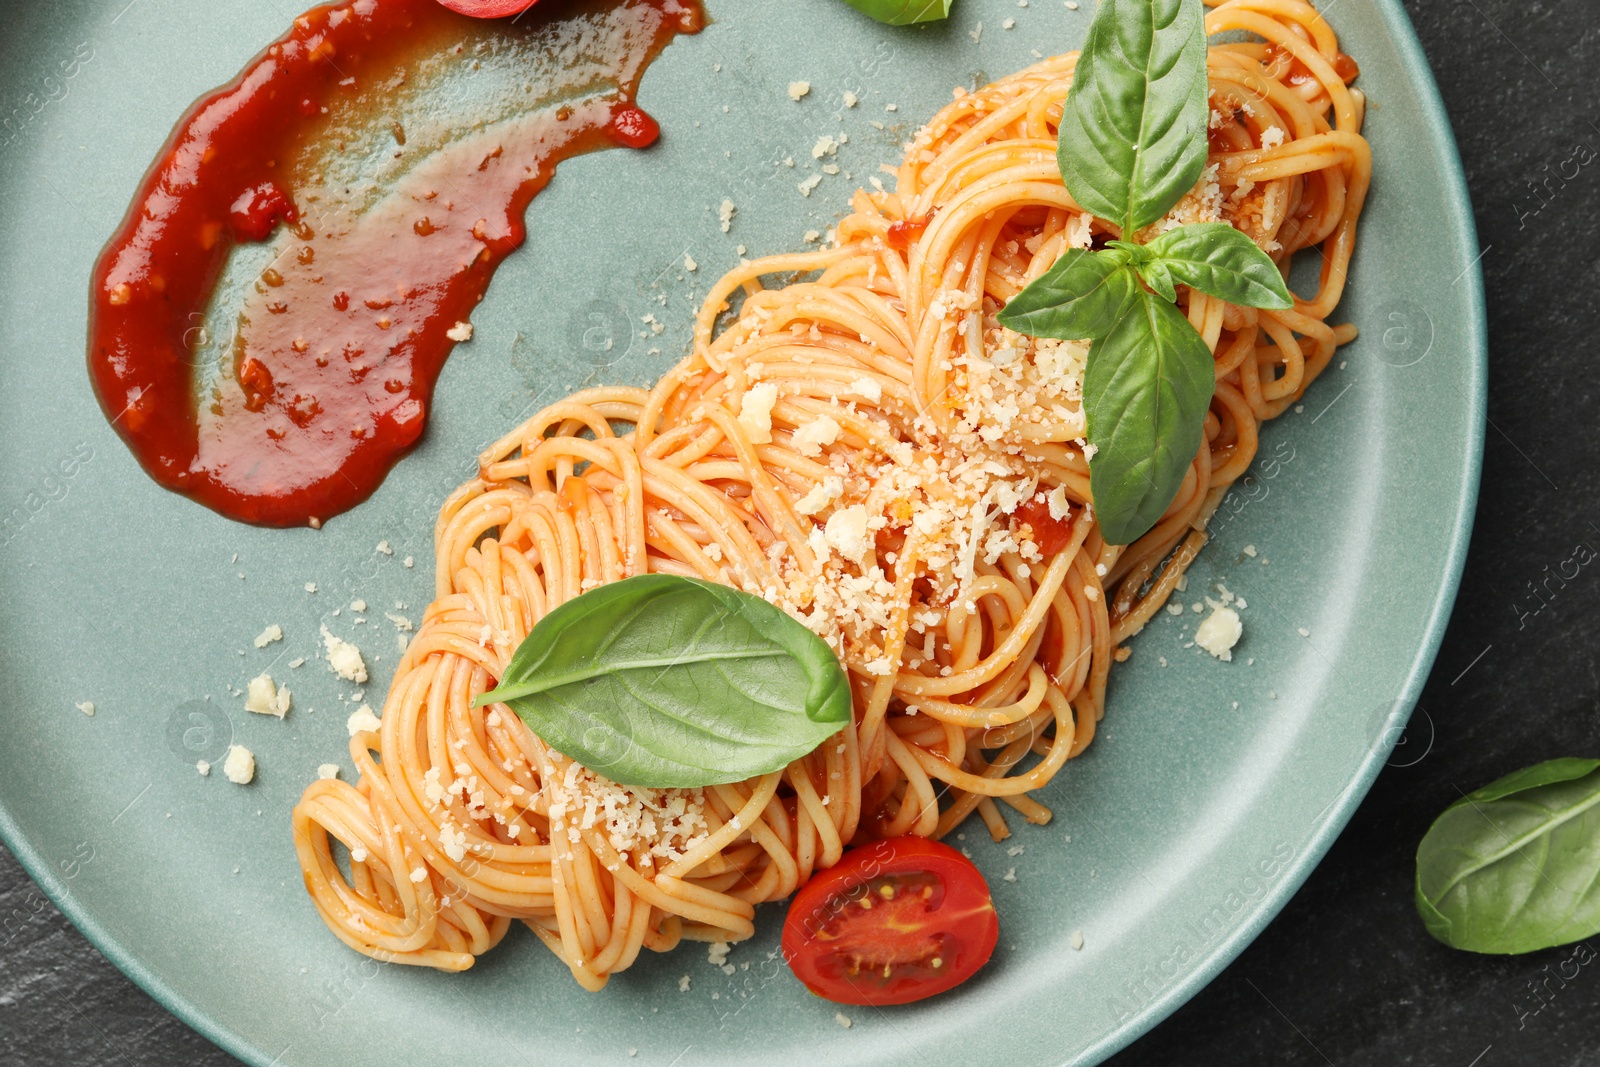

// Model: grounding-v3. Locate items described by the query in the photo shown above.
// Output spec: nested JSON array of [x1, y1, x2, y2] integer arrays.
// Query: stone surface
[[4, 0, 1600, 1065]]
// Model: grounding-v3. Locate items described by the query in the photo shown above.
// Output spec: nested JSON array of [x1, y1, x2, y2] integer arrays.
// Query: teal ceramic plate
[[0, 1, 1483, 1064]]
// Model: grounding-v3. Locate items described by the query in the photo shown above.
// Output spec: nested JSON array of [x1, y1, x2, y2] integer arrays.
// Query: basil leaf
[[1084, 290, 1215, 544], [1415, 758, 1600, 955], [837, 0, 954, 25], [1141, 223, 1294, 309], [1140, 259, 1178, 303], [996, 250, 1138, 340], [476, 574, 851, 788], [1056, 0, 1210, 236]]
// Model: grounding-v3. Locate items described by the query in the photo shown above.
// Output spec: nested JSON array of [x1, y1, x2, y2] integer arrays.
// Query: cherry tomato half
[[433, 0, 539, 17], [781, 835, 999, 1006]]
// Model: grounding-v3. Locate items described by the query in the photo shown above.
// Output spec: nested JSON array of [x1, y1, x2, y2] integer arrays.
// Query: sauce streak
[[89, 0, 701, 526]]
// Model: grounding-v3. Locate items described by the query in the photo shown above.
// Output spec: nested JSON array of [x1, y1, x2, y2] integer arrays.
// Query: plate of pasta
[[0, 0, 1482, 1064]]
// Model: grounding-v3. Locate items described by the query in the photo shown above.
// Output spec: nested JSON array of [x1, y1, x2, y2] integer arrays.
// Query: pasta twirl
[[292, 0, 1369, 988]]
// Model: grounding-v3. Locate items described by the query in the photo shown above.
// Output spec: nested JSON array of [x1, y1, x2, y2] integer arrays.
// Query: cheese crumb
[[1194, 606, 1243, 661], [842, 91, 858, 108], [75, 701, 95, 717], [1298, 627, 1312, 638], [376, 540, 394, 555], [1260, 126, 1286, 150], [1046, 485, 1071, 521], [848, 377, 882, 402], [347, 704, 382, 737], [244, 673, 291, 718], [409, 867, 428, 883], [683, 253, 698, 272], [253, 624, 283, 648], [196, 760, 211, 777], [795, 476, 844, 517], [798, 174, 823, 197], [824, 505, 872, 565], [792, 414, 841, 457], [719, 198, 736, 233], [223, 745, 255, 785], [1070, 929, 1085, 951], [317, 763, 340, 780], [834, 1012, 853, 1029], [1242, 544, 1258, 558], [787, 80, 811, 101], [678, 975, 691, 992], [446, 321, 473, 342], [738, 383, 779, 444], [321, 626, 368, 683]]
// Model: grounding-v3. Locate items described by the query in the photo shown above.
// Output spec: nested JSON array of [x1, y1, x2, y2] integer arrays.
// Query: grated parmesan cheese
[[321, 625, 368, 683], [1195, 606, 1243, 661], [794, 476, 844, 517], [223, 744, 255, 785], [791, 414, 841, 457], [824, 505, 872, 565], [244, 673, 291, 718], [738, 383, 779, 444], [346, 705, 382, 737]]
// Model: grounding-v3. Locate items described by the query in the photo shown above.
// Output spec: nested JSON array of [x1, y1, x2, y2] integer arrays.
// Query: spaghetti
[[293, 0, 1370, 988]]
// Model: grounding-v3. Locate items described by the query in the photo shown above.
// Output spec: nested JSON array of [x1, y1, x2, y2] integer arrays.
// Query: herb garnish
[[476, 574, 851, 789], [838, 0, 953, 25], [1415, 758, 1600, 954], [997, 0, 1294, 545]]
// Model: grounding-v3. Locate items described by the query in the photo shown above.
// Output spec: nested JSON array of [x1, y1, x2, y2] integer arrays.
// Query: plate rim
[[0, 0, 1487, 1063]]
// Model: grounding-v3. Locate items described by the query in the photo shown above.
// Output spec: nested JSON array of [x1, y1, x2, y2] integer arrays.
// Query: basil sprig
[[997, 0, 1294, 546], [837, 0, 953, 25], [1415, 758, 1600, 955], [476, 574, 851, 789]]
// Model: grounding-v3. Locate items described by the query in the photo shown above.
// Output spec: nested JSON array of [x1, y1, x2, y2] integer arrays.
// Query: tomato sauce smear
[[88, 0, 702, 526]]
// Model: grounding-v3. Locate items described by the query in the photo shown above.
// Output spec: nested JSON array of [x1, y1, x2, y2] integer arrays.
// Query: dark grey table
[[4, 0, 1598, 1064]]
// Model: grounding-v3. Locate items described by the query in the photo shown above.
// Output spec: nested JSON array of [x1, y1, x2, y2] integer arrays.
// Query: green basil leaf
[[1084, 290, 1215, 544], [1141, 223, 1294, 309], [837, 0, 953, 25], [1056, 0, 1210, 236], [1140, 259, 1178, 303], [476, 574, 851, 788], [1415, 758, 1600, 955], [996, 250, 1138, 340]]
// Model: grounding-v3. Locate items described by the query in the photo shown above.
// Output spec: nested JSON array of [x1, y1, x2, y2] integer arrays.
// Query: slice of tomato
[[433, 0, 539, 17], [781, 835, 999, 1006]]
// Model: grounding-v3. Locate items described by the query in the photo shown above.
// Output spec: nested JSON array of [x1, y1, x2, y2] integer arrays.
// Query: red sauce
[[885, 214, 931, 252], [1015, 496, 1074, 558], [88, 0, 702, 526], [1262, 43, 1360, 89]]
